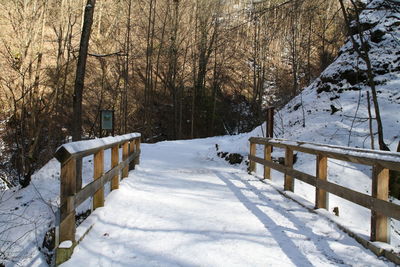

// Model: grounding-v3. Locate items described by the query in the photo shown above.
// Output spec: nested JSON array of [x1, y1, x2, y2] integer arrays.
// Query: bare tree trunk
[[97, 0, 103, 38], [178, 43, 190, 139], [191, 6, 198, 139], [123, 0, 132, 134], [168, 0, 180, 139], [367, 91, 375, 150], [72, 0, 96, 141], [144, 0, 156, 127], [290, 4, 299, 97], [153, 1, 170, 97]]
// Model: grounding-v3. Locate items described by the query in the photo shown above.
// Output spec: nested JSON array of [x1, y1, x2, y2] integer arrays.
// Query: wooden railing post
[[135, 138, 141, 165], [93, 149, 104, 209], [264, 145, 272, 179], [111, 145, 119, 190], [60, 158, 76, 242], [129, 140, 135, 171], [315, 154, 328, 209], [122, 141, 129, 179], [249, 142, 256, 172], [284, 148, 294, 191], [371, 164, 389, 242]]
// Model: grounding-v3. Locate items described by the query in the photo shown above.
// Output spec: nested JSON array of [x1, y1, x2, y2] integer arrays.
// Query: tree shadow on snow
[[214, 171, 349, 267]]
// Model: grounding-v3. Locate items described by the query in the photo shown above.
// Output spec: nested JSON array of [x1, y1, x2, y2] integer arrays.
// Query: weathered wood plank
[[122, 142, 129, 179], [59, 212, 75, 243], [60, 158, 76, 242], [284, 148, 294, 192], [316, 155, 328, 210], [111, 145, 119, 190], [249, 143, 256, 172], [93, 149, 104, 209], [371, 165, 390, 242], [135, 138, 141, 165], [264, 145, 272, 180]]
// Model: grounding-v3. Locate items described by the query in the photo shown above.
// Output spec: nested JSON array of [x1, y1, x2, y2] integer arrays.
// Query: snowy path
[[62, 138, 392, 266]]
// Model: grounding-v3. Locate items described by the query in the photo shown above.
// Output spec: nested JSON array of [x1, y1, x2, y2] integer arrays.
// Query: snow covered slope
[[0, 159, 59, 266], [273, 0, 400, 150]]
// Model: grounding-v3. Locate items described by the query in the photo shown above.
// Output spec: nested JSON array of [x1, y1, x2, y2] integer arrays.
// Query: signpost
[[100, 110, 114, 137]]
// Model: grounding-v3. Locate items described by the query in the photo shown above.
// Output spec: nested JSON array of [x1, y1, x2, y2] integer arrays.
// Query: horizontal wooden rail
[[55, 133, 141, 253], [55, 133, 140, 163], [248, 137, 400, 244], [250, 137, 400, 171]]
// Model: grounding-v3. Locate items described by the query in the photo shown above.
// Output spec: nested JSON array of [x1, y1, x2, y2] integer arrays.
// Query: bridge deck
[[63, 138, 391, 266]]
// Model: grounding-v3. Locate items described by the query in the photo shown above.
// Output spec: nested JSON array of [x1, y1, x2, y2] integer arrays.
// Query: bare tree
[[338, 0, 389, 151], [72, 0, 96, 141]]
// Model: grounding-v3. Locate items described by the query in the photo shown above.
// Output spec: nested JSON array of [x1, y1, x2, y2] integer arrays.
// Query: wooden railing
[[54, 133, 141, 246], [248, 137, 400, 243]]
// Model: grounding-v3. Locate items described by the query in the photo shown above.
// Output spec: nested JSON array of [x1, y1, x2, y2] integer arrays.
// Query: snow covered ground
[[62, 138, 394, 266]]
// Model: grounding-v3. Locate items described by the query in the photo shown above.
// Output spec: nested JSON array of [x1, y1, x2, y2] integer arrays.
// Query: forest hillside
[[0, 0, 345, 187]]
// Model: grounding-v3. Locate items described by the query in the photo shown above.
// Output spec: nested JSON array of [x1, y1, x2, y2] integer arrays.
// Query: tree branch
[[88, 51, 126, 57]]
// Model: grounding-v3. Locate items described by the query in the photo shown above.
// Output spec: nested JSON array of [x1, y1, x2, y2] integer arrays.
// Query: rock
[[217, 151, 243, 165], [317, 84, 332, 94], [341, 69, 367, 85], [293, 103, 302, 111], [42, 227, 55, 251], [225, 153, 243, 165], [371, 29, 386, 43], [330, 104, 341, 115]]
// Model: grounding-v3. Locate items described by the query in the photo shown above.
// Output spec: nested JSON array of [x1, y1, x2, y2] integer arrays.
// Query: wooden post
[[135, 138, 141, 165], [93, 149, 104, 209], [111, 145, 119, 190], [122, 141, 129, 179], [316, 154, 328, 209], [284, 148, 294, 191], [371, 164, 390, 242], [264, 145, 272, 179], [249, 142, 256, 173], [129, 140, 135, 171], [60, 158, 76, 242]]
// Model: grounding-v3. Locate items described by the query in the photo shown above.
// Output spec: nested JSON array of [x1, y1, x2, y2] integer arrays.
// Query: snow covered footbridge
[[54, 133, 400, 266]]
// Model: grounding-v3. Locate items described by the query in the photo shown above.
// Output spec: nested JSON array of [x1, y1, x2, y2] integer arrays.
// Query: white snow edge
[[58, 133, 141, 155]]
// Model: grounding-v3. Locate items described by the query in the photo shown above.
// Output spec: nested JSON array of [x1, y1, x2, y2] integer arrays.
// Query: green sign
[[101, 110, 113, 130]]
